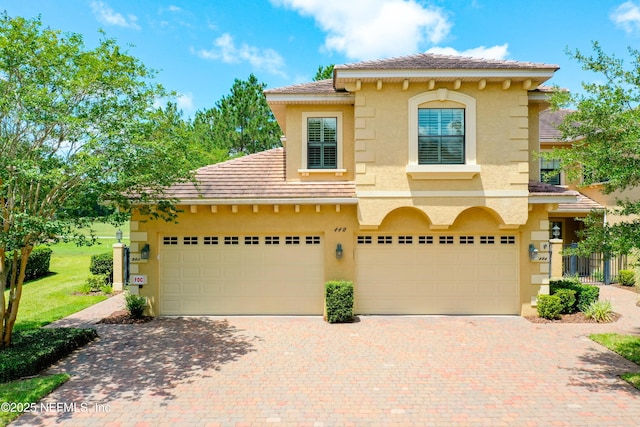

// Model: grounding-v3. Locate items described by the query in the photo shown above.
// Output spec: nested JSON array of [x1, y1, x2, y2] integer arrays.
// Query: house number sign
[[131, 275, 147, 285]]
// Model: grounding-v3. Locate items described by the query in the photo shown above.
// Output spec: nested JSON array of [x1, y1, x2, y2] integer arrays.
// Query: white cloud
[[90, 1, 140, 30], [271, 0, 451, 60], [611, 1, 640, 33], [177, 92, 194, 112], [426, 44, 509, 60], [194, 33, 287, 77]]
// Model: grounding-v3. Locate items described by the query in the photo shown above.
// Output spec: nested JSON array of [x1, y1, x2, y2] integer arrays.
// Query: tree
[[205, 74, 282, 156], [548, 41, 640, 255], [0, 15, 193, 347], [313, 64, 334, 81]]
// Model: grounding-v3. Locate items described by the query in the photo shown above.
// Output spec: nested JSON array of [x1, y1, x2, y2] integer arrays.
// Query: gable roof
[[162, 148, 357, 203]]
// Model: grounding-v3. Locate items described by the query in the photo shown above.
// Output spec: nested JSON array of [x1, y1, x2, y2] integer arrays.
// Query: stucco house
[[127, 53, 581, 317]]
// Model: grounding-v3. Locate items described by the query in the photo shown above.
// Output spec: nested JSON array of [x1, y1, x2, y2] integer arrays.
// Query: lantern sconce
[[141, 244, 150, 260], [529, 244, 539, 261], [335, 243, 343, 260]]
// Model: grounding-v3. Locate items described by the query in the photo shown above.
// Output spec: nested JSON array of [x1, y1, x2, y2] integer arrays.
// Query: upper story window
[[540, 158, 561, 185], [407, 89, 479, 179], [418, 108, 465, 164], [307, 117, 337, 168], [300, 112, 345, 176]]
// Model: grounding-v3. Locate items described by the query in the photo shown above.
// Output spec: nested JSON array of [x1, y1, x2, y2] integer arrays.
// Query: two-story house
[[127, 53, 579, 317]]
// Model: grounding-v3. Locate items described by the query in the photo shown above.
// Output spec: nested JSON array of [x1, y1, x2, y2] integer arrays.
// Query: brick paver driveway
[[13, 286, 640, 426]]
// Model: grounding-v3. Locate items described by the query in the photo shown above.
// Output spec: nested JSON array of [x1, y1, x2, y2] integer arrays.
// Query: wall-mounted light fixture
[[141, 244, 150, 260], [335, 243, 343, 259], [115, 229, 123, 243], [529, 243, 539, 260]]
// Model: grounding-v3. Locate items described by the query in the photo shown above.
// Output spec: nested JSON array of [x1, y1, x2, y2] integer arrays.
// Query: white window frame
[[299, 111, 346, 176], [407, 89, 480, 179]]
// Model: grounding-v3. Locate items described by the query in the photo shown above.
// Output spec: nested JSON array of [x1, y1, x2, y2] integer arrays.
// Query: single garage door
[[159, 234, 324, 315], [355, 234, 519, 315]]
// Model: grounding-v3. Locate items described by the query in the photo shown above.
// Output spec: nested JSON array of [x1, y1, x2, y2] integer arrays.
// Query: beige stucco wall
[[130, 204, 359, 315]]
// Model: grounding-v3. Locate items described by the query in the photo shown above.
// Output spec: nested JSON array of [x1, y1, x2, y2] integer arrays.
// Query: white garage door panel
[[159, 235, 324, 315], [356, 234, 519, 315]]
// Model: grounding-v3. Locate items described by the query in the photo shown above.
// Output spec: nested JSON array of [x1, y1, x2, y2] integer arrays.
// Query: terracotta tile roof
[[555, 193, 604, 213], [528, 181, 576, 195], [163, 148, 356, 202], [540, 109, 573, 142], [334, 53, 559, 71], [265, 79, 338, 95]]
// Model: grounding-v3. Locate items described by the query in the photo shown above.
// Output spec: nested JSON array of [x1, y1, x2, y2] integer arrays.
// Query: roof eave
[[334, 68, 557, 89], [265, 93, 355, 104]]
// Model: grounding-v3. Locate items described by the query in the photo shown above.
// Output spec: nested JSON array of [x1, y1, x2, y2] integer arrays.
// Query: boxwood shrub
[[0, 328, 98, 383], [4, 246, 53, 286], [537, 294, 562, 320], [325, 280, 354, 323], [554, 288, 577, 314], [550, 279, 599, 312], [89, 252, 113, 284]]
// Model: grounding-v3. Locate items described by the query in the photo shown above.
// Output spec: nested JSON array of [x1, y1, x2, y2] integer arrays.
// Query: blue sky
[[3, 0, 640, 115]]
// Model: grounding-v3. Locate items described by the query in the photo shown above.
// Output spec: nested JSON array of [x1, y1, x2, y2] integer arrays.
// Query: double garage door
[[355, 234, 519, 315], [158, 233, 519, 316], [159, 235, 324, 315]]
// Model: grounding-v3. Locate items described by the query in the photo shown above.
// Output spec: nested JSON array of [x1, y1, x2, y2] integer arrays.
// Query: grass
[[0, 222, 128, 426], [0, 373, 70, 426], [590, 333, 640, 390], [9, 222, 129, 331]]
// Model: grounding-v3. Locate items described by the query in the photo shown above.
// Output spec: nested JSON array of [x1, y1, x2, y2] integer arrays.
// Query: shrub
[[577, 285, 600, 312], [100, 284, 113, 295], [4, 246, 53, 286], [536, 294, 562, 320], [0, 328, 97, 383], [325, 280, 354, 323], [89, 252, 113, 284], [550, 279, 599, 312], [125, 292, 147, 319], [618, 270, 636, 286], [584, 300, 614, 323], [83, 274, 109, 293], [553, 288, 577, 314]]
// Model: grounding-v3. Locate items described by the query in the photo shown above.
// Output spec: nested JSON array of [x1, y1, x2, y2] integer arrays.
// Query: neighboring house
[[538, 109, 605, 244], [129, 53, 581, 317]]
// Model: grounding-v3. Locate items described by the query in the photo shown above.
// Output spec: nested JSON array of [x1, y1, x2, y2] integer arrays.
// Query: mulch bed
[[525, 311, 621, 324], [97, 310, 155, 324]]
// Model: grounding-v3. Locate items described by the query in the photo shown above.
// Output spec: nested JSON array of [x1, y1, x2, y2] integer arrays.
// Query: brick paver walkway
[[11, 285, 640, 426]]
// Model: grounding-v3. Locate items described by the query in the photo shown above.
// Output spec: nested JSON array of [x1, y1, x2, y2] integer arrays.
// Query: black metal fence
[[562, 243, 628, 284]]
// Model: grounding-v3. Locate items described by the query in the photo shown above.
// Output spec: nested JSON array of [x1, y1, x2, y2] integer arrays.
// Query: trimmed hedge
[[550, 279, 599, 312], [325, 280, 354, 323], [89, 252, 113, 284], [0, 328, 98, 383], [537, 294, 562, 320], [5, 246, 53, 286]]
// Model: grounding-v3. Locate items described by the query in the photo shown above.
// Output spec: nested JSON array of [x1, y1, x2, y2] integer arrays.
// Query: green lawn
[[1, 223, 128, 426], [590, 333, 640, 390], [9, 222, 129, 331], [0, 374, 70, 426]]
